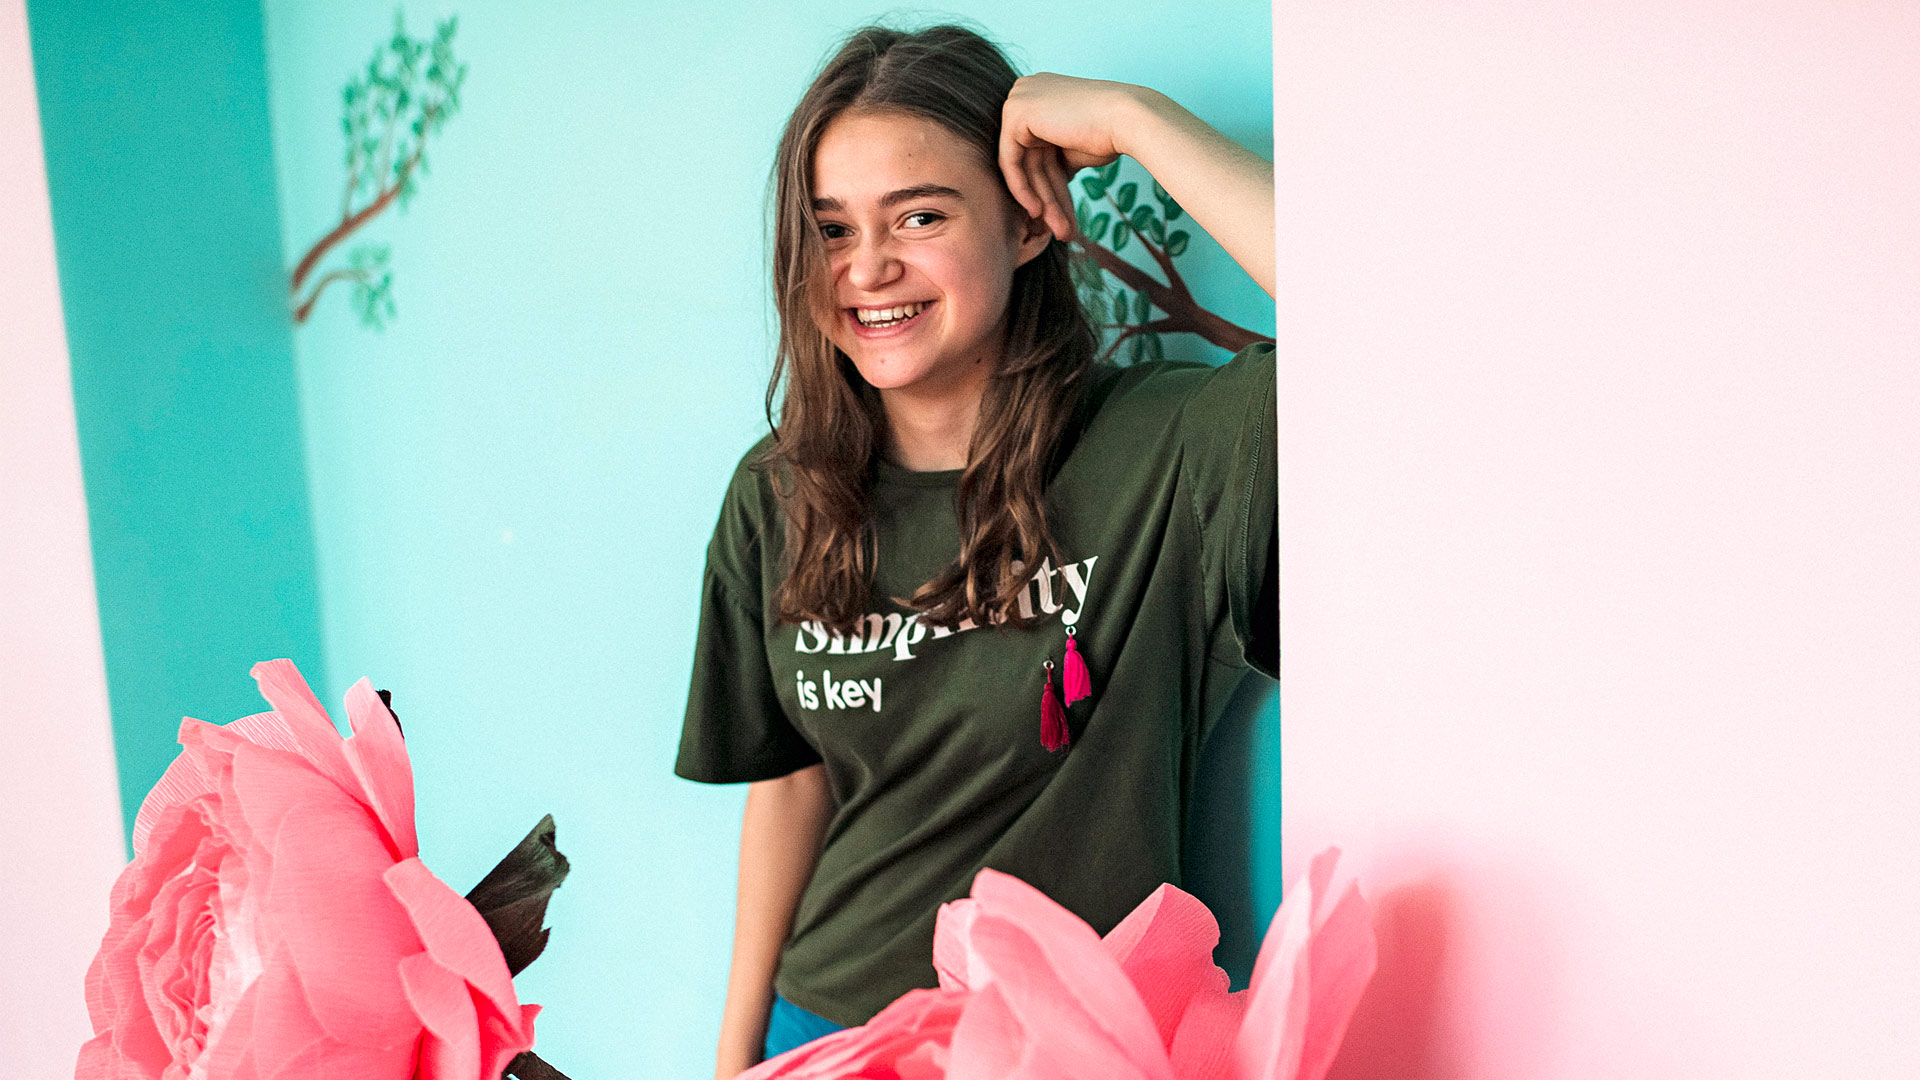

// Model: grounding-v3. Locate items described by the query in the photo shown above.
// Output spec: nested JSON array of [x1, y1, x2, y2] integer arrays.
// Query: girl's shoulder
[[705, 433, 785, 558], [1075, 340, 1275, 438], [722, 433, 785, 499]]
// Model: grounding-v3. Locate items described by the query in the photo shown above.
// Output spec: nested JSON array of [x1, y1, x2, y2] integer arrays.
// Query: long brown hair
[[759, 23, 1098, 634]]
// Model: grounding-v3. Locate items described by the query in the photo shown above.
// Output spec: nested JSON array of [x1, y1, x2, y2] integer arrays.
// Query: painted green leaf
[[1129, 334, 1147, 363], [1111, 292, 1128, 324], [1089, 212, 1110, 244], [1147, 216, 1166, 245], [1113, 220, 1132, 252], [1072, 254, 1105, 292], [1130, 205, 1153, 235], [1147, 333, 1165, 361], [1098, 160, 1120, 183], [1081, 176, 1109, 200], [1154, 179, 1184, 222], [1166, 230, 1190, 257], [1114, 182, 1137, 213], [1074, 197, 1090, 232], [1133, 292, 1149, 323]]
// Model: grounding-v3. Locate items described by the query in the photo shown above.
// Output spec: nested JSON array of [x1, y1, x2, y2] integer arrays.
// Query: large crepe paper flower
[[743, 848, 1375, 1080], [76, 659, 555, 1080]]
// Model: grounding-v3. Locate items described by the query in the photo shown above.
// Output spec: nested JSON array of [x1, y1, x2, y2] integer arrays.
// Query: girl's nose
[[845, 234, 902, 292]]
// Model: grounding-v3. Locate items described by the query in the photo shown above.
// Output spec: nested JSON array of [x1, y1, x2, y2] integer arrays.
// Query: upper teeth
[[856, 302, 929, 325]]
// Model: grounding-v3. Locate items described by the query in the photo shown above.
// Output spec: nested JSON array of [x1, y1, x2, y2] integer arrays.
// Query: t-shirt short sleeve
[[1177, 340, 1278, 679], [675, 456, 822, 784]]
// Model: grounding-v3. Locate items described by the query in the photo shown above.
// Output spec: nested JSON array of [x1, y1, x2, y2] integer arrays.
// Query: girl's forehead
[[811, 111, 993, 196], [823, 108, 951, 147]]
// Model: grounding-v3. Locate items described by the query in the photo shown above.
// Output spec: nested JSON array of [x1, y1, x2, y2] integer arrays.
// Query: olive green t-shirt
[[675, 341, 1277, 1027]]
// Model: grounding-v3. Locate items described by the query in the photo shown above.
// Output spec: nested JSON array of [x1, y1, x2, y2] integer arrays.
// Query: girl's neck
[[878, 361, 991, 472]]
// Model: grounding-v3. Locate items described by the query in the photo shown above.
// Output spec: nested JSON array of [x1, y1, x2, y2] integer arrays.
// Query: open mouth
[[848, 300, 933, 335]]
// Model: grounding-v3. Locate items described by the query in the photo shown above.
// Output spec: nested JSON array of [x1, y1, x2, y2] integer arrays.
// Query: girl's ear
[[1012, 204, 1054, 269]]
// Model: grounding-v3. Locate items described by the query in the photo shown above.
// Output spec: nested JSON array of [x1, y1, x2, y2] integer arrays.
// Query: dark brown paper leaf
[[467, 814, 570, 977], [504, 1050, 571, 1079]]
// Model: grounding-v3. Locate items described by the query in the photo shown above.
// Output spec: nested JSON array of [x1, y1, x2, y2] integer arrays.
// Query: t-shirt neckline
[[874, 456, 963, 488]]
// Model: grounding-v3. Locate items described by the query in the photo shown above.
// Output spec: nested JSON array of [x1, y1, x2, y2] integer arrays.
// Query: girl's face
[[808, 109, 1051, 399]]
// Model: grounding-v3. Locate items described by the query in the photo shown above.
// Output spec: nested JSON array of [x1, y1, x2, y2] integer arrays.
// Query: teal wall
[[27, 0, 327, 845], [259, 3, 1272, 1074]]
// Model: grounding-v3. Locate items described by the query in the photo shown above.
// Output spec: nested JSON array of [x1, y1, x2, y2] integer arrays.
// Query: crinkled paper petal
[[1166, 984, 1247, 1080], [949, 911, 1168, 1080], [198, 939, 412, 1080], [247, 659, 365, 801], [945, 982, 1028, 1080], [1234, 848, 1376, 1080], [129, 719, 223, 856], [492, 1004, 545, 1080], [741, 987, 966, 1080], [1293, 886, 1376, 1080], [960, 869, 1171, 1078], [1101, 883, 1230, 1050], [399, 951, 481, 1080], [80, 798, 219, 1079], [931, 897, 980, 991], [384, 858, 530, 1042], [229, 744, 418, 1045], [342, 677, 419, 859]]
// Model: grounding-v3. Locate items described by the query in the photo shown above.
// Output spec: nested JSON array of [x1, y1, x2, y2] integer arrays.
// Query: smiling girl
[[674, 23, 1276, 1077]]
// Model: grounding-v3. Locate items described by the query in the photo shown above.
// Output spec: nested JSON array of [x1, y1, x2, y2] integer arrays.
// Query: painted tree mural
[[1068, 159, 1273, 364], [288, 11, 467, 328]]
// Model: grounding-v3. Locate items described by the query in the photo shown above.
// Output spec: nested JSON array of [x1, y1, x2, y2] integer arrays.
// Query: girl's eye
[[819, 223, 850, 240], [903, 211, 943, 228]]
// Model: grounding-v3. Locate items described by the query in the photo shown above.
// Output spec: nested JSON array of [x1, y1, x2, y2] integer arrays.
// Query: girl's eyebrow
[[812, 184, 966, 213]]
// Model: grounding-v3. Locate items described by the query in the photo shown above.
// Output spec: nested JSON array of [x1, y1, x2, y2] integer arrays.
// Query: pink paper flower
[[76, 659, 539, 1080], [744, 848, 1374, 1080]]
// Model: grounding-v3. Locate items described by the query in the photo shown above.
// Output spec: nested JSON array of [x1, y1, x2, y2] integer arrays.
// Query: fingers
[[999, 91, 1081, 243], [998, 121, 1044, 224], [1011, 142, 1074, 244], [1041, 146, 1076, 242], [1022, 145, 1057, 239], [1032, 147, 1071, 243]]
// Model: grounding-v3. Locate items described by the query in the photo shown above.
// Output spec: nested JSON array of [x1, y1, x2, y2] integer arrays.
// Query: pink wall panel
[[0, 0, 125, 1070], [1275, 2, 1919, 1077]]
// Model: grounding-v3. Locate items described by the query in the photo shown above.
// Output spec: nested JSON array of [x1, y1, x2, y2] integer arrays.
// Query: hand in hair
[[1002, 72, 1277, 299], [999, 72, 1134, 243]]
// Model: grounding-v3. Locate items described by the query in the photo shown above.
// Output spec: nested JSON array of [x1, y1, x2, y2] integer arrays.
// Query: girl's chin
[[848, 356, 935, 392]]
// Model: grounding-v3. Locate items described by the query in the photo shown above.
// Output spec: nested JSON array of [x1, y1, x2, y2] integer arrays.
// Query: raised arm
[[999, 74, 1275, 299]]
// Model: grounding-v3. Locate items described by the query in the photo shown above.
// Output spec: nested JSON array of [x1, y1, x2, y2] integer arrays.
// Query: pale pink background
[[1275, 1, 1919, 1077], [0, 0, 125, 1070]]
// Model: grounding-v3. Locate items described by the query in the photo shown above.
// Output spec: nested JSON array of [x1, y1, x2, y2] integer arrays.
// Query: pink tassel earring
[[1061, 626, 1091, 705], [1040, 659, 1070, 751]]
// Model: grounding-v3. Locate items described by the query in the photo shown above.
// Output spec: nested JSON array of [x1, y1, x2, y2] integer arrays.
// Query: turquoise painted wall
[[27, 0, 327, 844], [260, 3, 1273, 1073]]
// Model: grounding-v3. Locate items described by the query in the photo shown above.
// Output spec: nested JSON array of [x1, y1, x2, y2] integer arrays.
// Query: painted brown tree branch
[[287, 12, 465, 327], [1074, 231, 1271, 361], [288, 137, 424, 303], [291, 265, 375, 324], [1070, 163, 1274, 364]]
